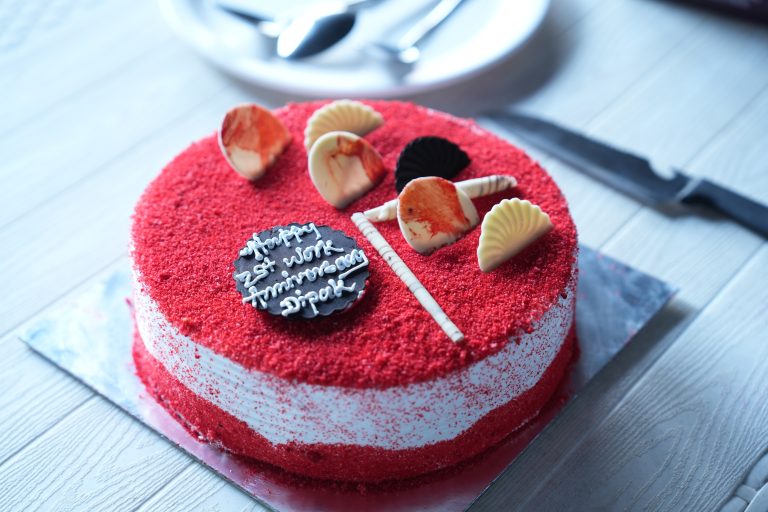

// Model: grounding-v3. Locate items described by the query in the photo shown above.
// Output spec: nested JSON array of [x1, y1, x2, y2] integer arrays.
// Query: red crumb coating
[[133, 327, 576, 483], [130, 101, 578, 389]]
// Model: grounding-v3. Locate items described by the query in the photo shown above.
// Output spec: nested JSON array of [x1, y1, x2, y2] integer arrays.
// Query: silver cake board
[[19, 246, 675, 512]]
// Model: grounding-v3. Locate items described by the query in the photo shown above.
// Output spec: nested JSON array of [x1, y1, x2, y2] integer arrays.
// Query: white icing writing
[[239, 223, 321, 261], [236, 223, 369, 317], [234, 257, 276, 287], [279, 279, 358, 317], [283, 239, 345, 268]]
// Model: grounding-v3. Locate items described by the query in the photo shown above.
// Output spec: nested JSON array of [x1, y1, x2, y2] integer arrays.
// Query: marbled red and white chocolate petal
[[397, 176, 479, 254], [308, 131, 386, 209], [219, 104, 291, 180]]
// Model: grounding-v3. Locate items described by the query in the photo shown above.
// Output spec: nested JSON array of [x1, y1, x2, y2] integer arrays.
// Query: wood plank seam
[[127, 459, 198, 512], [129, 463, 275, 512], [0, 342, 93, 466], [673, 79, 768, 182], [576, 16, 706, 133], [0, 395, 97, 471]]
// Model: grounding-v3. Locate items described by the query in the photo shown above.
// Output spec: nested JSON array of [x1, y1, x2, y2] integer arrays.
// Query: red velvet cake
[[131, 100, 578, 483]]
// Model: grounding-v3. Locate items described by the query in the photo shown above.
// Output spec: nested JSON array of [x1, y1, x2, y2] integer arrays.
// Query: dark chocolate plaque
[[233, 223, 370, 319]]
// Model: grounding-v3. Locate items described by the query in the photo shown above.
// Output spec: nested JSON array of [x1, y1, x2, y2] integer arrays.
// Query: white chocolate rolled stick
[[351, 212, 465, 343], [364, 174, 518, 222]]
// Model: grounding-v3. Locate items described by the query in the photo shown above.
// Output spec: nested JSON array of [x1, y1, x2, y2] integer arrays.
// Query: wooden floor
[[1, 1, 766, 510]]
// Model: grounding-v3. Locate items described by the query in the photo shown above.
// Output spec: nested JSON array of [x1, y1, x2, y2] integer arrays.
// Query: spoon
[[218, 0, 381, 59], [373, 0, 467, 64]]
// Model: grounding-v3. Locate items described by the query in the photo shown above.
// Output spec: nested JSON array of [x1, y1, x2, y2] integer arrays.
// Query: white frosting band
[[133, 268, 576, 450]]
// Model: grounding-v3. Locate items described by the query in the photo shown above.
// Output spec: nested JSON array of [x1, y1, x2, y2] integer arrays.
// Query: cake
[[130, 100, 578, 483]]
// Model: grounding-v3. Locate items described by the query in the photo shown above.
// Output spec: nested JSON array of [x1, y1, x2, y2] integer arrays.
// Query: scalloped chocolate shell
[[394, 136, 470, 192]]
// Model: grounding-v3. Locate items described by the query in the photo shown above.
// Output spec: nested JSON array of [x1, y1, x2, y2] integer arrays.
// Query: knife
[[485, 110, 768, 238]]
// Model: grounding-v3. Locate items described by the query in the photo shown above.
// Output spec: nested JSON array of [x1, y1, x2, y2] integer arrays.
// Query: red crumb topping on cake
[[131, 101, 577, 388]]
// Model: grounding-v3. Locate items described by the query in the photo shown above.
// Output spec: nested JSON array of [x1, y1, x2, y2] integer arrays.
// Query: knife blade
[[485, 110, 768, 238]]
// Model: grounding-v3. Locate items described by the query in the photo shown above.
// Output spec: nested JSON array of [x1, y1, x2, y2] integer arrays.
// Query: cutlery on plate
[[217, 0, 383, 59], [486, 110, 768, 237], [371, 0, 467, 64]]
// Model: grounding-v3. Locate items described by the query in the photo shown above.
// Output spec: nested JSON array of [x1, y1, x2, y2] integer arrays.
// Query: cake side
[[133, 268, 575, 450], [132, 325, 576, 482]]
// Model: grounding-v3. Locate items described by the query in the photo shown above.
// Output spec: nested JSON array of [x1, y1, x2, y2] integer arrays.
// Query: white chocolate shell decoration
[[364, 174, 517, 222], [397, 176, 479, 254], [308, 131, 387, 209], [304, 100, 384, 151], [219, 104, 292, 181], [477, 198, 553, 272]]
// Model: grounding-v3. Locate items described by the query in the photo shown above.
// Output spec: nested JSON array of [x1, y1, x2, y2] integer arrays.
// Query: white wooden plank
[[0, 39, 231, 229], [0, 1, 173, 135], [0, 396, 193, 512], [0, 335, 92, 466], [685, 85, 768, 202], [134, 464, 267, 512], [604, 211, 762, 309], [0, 1, 108, 64], [0, 86, 251, 336], [586, 14, 768, 170], [426, 0, 702, 120], [518, 0, 705, 126]]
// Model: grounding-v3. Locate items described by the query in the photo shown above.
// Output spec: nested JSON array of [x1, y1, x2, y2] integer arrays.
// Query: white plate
[[159, 0, 551, 97]]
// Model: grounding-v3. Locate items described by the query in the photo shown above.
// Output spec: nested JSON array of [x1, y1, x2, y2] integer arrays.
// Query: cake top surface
[[131, 101, 577, 389]]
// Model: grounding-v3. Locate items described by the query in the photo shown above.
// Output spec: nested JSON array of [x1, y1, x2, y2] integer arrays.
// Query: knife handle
[[680, 178, 768, 238]]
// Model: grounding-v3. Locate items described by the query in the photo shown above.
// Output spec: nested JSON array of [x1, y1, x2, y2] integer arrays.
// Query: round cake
[[131, 100, 578, 483]]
